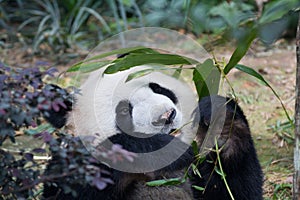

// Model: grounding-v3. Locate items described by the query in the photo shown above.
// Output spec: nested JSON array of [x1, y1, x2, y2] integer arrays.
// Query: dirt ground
[[0, 39, 297, 199]]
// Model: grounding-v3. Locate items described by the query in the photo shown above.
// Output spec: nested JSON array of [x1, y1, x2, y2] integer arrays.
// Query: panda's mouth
[[152, 108, 176, 126]]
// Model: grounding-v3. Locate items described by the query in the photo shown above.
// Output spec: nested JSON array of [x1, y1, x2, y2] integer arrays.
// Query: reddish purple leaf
[[11, 168, 20, 177], [57, 99, 67, 109], [42, 132, 53, 143], [52, 102, 60, 112]]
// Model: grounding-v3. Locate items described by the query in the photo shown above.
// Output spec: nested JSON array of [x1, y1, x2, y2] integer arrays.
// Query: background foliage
[[0, 0, 299, 53]]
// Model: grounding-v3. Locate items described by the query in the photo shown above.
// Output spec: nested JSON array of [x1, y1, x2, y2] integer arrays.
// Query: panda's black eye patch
[[115, 100, 134, 134], [149, 83, 178, 104], [116, 100, 133, 116]]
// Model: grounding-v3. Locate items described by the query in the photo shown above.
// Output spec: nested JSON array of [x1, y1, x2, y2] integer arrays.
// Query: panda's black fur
[[191, 96, 263, 200], [43, 83, 263, 199]]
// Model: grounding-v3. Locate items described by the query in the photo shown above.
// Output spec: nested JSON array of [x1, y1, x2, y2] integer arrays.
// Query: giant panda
[[43, 65, 263, 200]]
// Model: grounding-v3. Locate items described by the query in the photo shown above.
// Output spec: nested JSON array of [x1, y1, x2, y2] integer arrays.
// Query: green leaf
[[193, 59, 220, 98], [146, 178, 184, 187], [209, 2, 254, 28], [104, 54, 198, 74], [126, 69, 154, 82], [80, 7, 111, 33], [191, 140, 199, 156], [258, 0, 300, 25], [121, 0, 132, 6], [125, 66, 170, 82], [235, 64, 293, 125], [223, 30, 257, 74], [235, 64, 268, 86], [215, 167, 226, 177], [67, 61, 111, 73], [192, 163, 202, 178], [192, 185, 205, 191], [70, 46, 160, 70], [24, 123, 55, 135], [172, 65, 183, 79]]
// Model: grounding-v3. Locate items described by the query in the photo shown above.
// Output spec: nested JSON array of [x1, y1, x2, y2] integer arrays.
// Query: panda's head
[[68, 66, 198, 144], [115, 82, 182, 135]]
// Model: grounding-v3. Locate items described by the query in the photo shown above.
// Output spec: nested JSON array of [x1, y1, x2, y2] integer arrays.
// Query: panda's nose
[[152, 108, 176, 126]]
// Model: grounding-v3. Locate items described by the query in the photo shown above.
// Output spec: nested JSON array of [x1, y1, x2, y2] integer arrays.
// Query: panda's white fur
[[68, 65, 198, 144]]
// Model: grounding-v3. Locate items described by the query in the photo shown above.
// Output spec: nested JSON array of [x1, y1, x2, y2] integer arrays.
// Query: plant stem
[[215, 137, 235, 200]]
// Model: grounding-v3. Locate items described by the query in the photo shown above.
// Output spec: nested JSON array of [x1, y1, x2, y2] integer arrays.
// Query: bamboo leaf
[[172, 65, 183, 79], [223, 30, 257, 74], [67, 61, 111, 73], [146, 178, 183, 187], [215, 167, 225, 177], [235, 64, 268, 86], [71, 46, 160, 69], [193, 59, 221, 99], [235, 64, 293, 126], [192, 163, 202, 178], [192, 185, 205, 191], [125, 66, 169, 82], [191, 140, 199, 156], [104, 54, 198, 74], [126, 69, 154, 82], [258, 0, 300, 25]]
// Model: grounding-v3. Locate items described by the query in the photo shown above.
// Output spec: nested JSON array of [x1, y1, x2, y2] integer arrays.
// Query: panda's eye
[[116, 100, 132, 116], [121, 108, 129, 115]]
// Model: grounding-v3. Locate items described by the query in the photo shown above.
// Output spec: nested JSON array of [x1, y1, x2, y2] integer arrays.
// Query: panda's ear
[[43, 84, 73, 128]]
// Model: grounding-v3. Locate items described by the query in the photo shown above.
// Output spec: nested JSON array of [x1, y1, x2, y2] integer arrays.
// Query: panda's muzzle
[[152, 108, 176, 126]]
